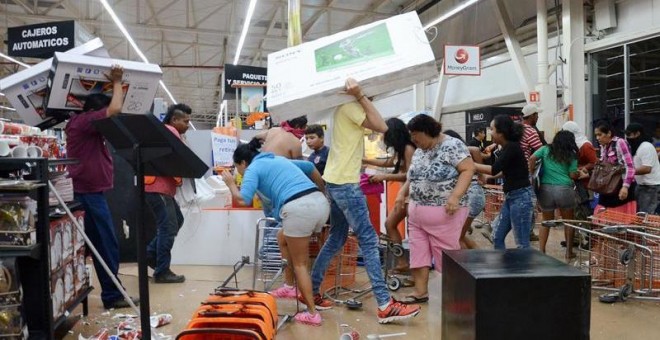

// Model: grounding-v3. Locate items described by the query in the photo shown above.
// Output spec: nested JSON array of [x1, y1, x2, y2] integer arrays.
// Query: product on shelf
[[61, 219, 73, 263], [63, 259, 74, 307], [49, 219, 63, 273], [0, 304, 24, 337], [0, 38, 109, 127], [0, 197, 36, 232], [74, 249, 88, 294], [45, 52, 162, 115], [266, 11, 437, 121], [50, 268, 64, 319], [0, 258, 21, 307], [73, 211, 85, 251]]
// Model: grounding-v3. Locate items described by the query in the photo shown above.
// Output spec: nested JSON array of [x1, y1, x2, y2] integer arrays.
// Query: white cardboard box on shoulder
[[45, 52, 162, 115], [266, 11, 437, 122], [0, 38, 109, 127]]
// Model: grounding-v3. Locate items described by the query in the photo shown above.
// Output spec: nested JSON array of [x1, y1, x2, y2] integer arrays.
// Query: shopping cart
[[552, 211, 660, 303], [379, 234, 412, 291], [474, 185, 504, 242]]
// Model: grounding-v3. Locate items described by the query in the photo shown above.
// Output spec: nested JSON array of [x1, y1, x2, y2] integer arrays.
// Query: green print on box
[[314, 23, 395, 72]]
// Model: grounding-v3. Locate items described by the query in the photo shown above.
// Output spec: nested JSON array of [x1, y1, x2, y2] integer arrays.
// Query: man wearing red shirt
[[66, 65, 139, 309], [145, 104, 192, 283]]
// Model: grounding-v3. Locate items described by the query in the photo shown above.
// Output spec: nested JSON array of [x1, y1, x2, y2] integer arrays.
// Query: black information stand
[[94, 114, 208, 339]]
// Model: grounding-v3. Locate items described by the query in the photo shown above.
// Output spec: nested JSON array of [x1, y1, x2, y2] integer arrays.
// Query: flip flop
[[401, 295, 428, 304]]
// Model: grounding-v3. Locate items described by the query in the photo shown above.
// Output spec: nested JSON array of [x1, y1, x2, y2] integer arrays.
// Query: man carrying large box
[[308, 78, 421, 324]]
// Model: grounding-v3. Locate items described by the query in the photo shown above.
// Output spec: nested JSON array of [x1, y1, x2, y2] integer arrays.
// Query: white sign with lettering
[[211, 132, 238, 168], [444, 45, 480, 76]]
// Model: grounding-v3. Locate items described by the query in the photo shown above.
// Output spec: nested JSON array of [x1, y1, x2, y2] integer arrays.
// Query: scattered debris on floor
[[76, 312, 173, 339]]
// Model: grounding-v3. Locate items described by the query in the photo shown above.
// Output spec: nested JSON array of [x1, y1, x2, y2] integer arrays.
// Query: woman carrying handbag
[[589, 121, 637, 214]]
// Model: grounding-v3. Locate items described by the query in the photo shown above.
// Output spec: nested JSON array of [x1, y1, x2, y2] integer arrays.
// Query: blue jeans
[[311, 183, 390, 306], [75, 192, 123, 306], [493, 186, 534, 249], [146, 193, 184, 276]]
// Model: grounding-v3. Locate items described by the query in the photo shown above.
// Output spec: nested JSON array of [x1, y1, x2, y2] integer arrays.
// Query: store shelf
[[0, 183, 46, 194], [0, 243, 40, 259], [49, 201, 82, 219], [53, 286, 94, 330], [48, 159, 79, 167]]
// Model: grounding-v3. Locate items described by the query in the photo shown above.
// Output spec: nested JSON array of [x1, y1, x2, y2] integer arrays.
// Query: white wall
[[586, 0, 660, 51]]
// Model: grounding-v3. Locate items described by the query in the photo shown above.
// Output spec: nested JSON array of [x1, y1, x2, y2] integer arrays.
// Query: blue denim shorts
[[538, 184, 577, 211], [467, 182, 485, 218]]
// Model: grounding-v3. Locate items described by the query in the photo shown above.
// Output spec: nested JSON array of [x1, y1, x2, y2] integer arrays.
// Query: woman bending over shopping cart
[[475, 115, 534, 249], [222, 139, 330, 326]]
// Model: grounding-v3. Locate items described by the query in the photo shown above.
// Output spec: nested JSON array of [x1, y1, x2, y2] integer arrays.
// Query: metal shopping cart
[[474, 185, 504, 243], [551, 210, 660, 303]]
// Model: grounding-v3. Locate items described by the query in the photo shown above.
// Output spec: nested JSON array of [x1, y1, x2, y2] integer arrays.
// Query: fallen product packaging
[[45, 52, 162, 115], [0, 38, 109, 128], [267, 11, 437, 122]]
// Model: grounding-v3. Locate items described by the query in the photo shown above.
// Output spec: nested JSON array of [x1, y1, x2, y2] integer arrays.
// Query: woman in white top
[[625, 123, 660, 213]]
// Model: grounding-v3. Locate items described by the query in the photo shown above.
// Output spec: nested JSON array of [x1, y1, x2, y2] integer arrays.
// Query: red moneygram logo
[[454, 48, 469, 64]]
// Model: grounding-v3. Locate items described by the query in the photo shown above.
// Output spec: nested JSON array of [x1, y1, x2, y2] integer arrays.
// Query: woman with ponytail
[[221, 138, 329, 326], [475, 115, 534, 249]]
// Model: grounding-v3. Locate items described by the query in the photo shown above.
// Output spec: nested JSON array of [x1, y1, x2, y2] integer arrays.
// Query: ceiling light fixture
[[233, 0, 258, 65], [423, 0, 481, 29], [0, 105, 16, 111], [0, 52, 29, 68], [98, 0, 177, 104]]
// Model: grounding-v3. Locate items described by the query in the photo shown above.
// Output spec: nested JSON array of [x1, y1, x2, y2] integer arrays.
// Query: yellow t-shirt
[[323, 102, 366, 184]]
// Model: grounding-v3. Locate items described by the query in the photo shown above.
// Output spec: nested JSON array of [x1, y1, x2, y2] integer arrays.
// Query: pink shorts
[[407, 202, 468, 272]]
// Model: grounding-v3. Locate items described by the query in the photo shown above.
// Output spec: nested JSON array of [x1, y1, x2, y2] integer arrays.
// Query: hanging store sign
[[7, 21, 75, 59], [222, 64, 267, 100], [443, 45, 480, 76]]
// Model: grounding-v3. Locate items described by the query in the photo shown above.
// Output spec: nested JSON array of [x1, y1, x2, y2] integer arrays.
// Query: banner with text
[[222, 64, 267, 100], [444, 45, 480, 76], [7, 21, 75, 59], [211, 131, 238, 169]]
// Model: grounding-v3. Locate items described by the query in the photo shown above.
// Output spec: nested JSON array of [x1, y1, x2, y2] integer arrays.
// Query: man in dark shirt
[[305, 124, 329, 175], [66, 65, 139, 309], [468, 127, 487, 152]]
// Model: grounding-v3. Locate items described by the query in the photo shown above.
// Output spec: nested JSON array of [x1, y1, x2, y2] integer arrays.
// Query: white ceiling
[[0, 0, 558, 125]]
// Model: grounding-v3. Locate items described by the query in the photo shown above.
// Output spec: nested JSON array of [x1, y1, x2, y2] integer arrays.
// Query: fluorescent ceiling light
[[0, 105, 16, 111], [233, 0, 258, 65], [0, 52, 29, 68], [423, 0, 480, 29], [0, 93, 5, 96], [98, 0, 177, 104]]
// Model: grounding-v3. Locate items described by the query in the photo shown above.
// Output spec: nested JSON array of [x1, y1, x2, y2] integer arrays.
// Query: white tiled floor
[[60, 227, 660, 339]]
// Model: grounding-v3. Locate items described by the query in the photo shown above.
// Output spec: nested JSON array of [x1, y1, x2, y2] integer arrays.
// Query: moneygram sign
[[444, 45, 480, 76], [7, 21, 75, 59]]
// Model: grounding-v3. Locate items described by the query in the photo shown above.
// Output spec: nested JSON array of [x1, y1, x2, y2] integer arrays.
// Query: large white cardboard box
[[267, 11, 437, 122], [0, 38, 109, 127], [45, 52, 162, 115]]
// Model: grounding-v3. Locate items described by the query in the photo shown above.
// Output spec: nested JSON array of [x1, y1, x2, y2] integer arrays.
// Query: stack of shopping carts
[[557, 210, 660, 303]]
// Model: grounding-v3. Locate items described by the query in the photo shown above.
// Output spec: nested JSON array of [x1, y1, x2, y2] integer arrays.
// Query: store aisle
[[61, 228, 660, 339]]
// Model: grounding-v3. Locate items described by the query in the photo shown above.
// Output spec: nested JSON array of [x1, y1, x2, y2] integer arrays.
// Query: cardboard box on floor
[[45, 52, 162, 115], [0, 38, 109, 128], [266, 11, 437, 122]]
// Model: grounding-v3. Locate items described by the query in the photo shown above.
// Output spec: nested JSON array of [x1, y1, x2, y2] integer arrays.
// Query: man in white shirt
[[625, 123, 660, 213]]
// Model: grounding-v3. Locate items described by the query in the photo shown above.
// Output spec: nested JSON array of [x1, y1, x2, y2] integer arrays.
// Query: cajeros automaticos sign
[[7, 21, 75, 59]]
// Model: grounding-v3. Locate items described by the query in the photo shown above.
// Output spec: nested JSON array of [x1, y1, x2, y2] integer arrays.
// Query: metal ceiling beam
[[10, 0, 33, 14], [41, 0, 66, 16], [143, 0, 179, 25], [492, 0, 534, 101], [259, 0, 392, 16], [0, 10, 289, 42], [342, 0, 390, 30], [194, 1, 232, 28], [301, 0, 336, 39]]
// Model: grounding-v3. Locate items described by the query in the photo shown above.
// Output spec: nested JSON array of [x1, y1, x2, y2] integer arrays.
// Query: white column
[[413, 82, 426, 112], [432, 61, 449, 120], [536, 0, 557, 140], [562, 0, 587, 130]]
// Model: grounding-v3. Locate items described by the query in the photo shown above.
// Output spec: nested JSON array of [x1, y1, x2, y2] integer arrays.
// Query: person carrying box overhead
[[65, 65, 139, 309], [309, 78, 421, 324]]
